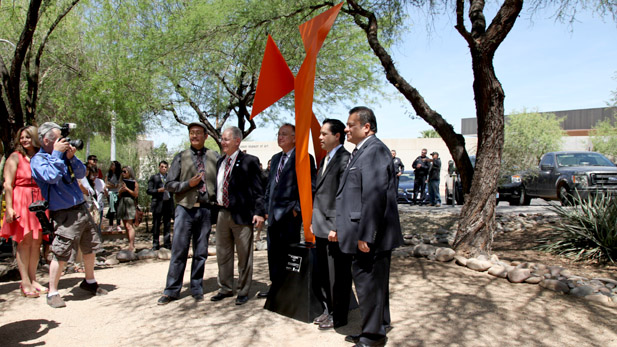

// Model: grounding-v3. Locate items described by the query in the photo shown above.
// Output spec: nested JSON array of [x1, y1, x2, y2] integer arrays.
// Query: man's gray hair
[[226, 126, 243, 141], [38, 122, 61, 144]]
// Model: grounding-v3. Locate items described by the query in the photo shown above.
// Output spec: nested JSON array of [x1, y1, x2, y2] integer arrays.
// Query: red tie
[[222, 157, 233, 207]]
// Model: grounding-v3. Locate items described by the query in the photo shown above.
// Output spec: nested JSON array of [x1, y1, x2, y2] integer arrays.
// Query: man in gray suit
[[311, 119, 352, 330], [336, 107, 404, 347], [262, 123, 316, 297]]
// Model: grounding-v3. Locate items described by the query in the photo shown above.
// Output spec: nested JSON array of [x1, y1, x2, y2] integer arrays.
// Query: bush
[[540, 193, 617, 263]]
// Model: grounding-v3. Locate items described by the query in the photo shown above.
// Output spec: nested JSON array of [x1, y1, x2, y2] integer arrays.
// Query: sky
[[148, 6, 617, 148]]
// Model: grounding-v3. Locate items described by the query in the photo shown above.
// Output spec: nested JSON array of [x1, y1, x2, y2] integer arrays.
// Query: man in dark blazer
[[335, 107, 404, 347], [311, 118, 352, 330], [147, 161, 174, 250], [211, 127, 265, 305], [261, 123, 316, 297]]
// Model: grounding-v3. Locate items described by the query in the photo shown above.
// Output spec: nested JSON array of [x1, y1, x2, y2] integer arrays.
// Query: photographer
[[30, 122, 107, 308]]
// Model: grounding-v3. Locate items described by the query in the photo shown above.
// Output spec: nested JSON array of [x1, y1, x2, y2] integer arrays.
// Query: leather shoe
[[313, 312, 329, 324], [210, 292, 233, 301], [353, 337, 388, 347], [345, 335, 360, 343], [157, 295, 177, 305], [235, 295, 249, 305], [318, 316, 334, 330], [257, 290, 269, 298]]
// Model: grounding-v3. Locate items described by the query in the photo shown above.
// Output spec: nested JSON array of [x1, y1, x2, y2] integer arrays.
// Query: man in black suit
[[147, 161, 174, 250], [210, 127, 265, 305], [412, 148, 430, 205], [336, 107, 404, 347], [261, 123, 316, 297], [311, 118, 352, 330]]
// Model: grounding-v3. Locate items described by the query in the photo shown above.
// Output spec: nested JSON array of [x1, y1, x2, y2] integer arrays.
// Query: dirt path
[[1, 249, 616, 346]]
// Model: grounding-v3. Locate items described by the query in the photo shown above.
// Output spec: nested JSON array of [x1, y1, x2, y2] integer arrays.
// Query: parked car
[[497, 172, 530, 205], [397, 171, 429, 204], [522, 151, 617, 205]]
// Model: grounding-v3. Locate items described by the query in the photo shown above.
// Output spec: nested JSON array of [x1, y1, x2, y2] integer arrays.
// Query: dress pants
[[163, 205, 211, 298], [215, 208, 254, 297], [413, 174, 427, 204], [152, 199, 174, 249], [314, 236, 353, 325], [266, 211, 301, 285], [353, 250, 392, 343]]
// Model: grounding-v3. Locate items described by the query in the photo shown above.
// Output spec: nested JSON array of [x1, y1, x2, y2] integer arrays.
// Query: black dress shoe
[[157, 295, 177, 305], [257, 290, 269, 298], [318, 316, 334, 330], [353, 337, 388, 347], [210, 292, 233, 301], [235, 295, 249, 305], [345, 335, 360, 343], [313, 312, 329, 324], [193, 294, 204, 302]]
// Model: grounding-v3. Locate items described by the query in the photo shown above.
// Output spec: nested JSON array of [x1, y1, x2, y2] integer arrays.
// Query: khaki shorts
[[50, 203, 101, 262]]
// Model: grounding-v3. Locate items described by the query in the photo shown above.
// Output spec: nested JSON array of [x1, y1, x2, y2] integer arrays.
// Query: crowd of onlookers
[[392, 148, 442, 206]]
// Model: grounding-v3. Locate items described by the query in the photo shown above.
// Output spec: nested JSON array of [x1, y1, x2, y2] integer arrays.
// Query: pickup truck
[[522, 151, 617, 205]]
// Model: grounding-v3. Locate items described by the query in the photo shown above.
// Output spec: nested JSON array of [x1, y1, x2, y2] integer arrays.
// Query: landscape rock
[[508, 268, 531, 283], [584, 294, 610, 304], [466, 258, 492, 272], [435, 248, 456, 262], [137, 249, 157, 260], [105, 257, 120, 266], [454, 256, 468, 266], [157, 248, 172, 260], [413, 244, 436, 257], [570, 285, 595, 297], [524, 276, 543, 284], [548, 266, 564, 277], [488, 265, 508, 278], [540, 279, 570, 293], [255, 240, 268, 251], [116, 250, 137, 262]]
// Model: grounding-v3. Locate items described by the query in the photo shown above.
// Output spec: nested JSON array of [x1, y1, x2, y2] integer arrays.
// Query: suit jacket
[[146, 173, 174, 214], [335, 136, 404, 254], [217, 151, 265, 225], [312, 147, 350, 239], [265, 149, 316, 224]]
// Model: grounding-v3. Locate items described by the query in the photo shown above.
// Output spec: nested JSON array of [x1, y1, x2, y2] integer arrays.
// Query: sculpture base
[[264, 242, 323, 323]]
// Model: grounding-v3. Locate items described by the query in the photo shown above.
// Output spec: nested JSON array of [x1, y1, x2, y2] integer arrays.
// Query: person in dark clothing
[[412, 148, 429, 205], [391, 150, 404, 189], [427, 152, 441, 207]]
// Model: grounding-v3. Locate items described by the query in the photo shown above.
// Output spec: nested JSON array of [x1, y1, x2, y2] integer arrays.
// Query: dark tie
[[196, 152, 207, 194], [275, 153, 287, 183], [346, 148, 358, 169], [222, 157, 233, 207]]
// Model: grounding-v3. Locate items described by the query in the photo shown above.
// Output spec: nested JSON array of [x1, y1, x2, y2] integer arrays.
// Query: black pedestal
[[264, 242, 323, 323]]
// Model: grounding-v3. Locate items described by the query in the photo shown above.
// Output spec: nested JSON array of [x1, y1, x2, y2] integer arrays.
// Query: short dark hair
[[323, 118, 346, 144], [349, 106, 377, 133], [87, 155, 97, 160], [159, 160, 168, 166]]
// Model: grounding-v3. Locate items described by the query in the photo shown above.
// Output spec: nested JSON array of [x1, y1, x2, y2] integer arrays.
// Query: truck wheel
[[559, 185, 573, 206]]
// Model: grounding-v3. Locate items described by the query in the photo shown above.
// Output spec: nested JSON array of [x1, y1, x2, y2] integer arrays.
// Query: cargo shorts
[[50, 203, 101, 262]]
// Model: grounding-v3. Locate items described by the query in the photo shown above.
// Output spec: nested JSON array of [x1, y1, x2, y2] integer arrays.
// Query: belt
[[54, 201, 86, 213], [193, 202, 215, 209]]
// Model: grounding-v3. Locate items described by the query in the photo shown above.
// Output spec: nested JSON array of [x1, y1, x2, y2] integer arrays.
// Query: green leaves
[[502, 109, 565, 174]]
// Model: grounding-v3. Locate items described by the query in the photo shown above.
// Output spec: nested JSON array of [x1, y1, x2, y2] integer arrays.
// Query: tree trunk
[[453, 51, 505, 257]]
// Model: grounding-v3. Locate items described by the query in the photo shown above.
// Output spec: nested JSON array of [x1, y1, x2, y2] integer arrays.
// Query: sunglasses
[[122, 170, 128, 173]]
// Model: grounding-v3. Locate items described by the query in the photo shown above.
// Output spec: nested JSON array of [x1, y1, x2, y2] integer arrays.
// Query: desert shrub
[[540, 193, 617, 263]]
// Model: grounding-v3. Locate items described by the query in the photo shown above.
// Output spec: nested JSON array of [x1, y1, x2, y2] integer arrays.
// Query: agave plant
[[539, 192, 617, 263]]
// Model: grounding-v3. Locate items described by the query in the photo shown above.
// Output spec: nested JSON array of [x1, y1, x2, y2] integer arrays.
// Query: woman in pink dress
[[1, 126, 48, 297]]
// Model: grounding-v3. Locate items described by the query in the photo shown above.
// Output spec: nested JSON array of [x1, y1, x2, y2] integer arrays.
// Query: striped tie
[[346, 148, 358, 169], [222, 157, 233, 207], [275, 153, 287, 183]]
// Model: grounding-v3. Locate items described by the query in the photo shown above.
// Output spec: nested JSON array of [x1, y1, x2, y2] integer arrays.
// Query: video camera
[[28, 200, 54, 236], [60, 123, 84, 150]]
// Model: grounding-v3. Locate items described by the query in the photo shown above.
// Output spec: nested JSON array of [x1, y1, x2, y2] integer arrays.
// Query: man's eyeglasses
[[189, 131, 204, 136]]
